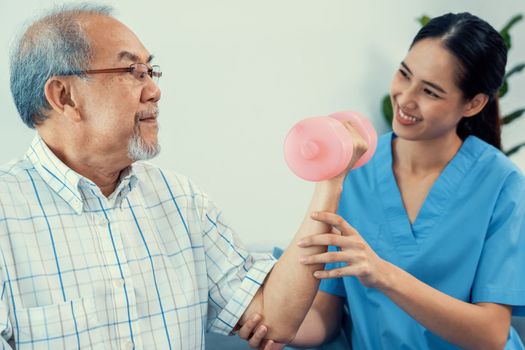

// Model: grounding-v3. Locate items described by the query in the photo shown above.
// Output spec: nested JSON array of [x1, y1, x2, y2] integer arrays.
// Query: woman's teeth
[[399, 109, 419, 122]]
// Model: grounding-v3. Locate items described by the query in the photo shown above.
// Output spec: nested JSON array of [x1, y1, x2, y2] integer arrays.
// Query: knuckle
[[327, 252, 337, 260], [361, 266, 371, 275], [327, 236, 337, 245], [356, 252, 366, 261]]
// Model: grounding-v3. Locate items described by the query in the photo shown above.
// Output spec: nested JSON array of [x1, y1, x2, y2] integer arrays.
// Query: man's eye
[[399, 69, 409, 78]]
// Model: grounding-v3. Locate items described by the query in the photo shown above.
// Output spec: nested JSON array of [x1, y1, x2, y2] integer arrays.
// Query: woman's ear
[[44, 77, 81, 122], [463, 93, 489, 118]]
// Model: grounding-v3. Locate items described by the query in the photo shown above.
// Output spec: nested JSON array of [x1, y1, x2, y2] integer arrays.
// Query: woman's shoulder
[[466, 135, 524, 181], [461, 137, 525, 209]]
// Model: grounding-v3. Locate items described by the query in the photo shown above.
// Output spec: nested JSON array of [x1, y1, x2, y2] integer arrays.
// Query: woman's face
[[390, 38, 470, 142]]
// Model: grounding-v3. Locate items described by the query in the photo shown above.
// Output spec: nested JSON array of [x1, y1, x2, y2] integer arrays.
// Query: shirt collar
[[25, 135, 139, 214]]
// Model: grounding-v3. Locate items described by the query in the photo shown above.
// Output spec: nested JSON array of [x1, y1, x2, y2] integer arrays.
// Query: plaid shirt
[[0, 135, 275, 350]]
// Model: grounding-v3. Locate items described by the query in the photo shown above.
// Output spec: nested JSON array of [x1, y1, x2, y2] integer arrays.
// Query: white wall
[[1, 0, 524, 250]]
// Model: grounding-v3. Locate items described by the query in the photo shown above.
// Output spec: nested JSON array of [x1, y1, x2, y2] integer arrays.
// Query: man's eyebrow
[[117, 51, 154, 64], [400, 61, 447, 94]]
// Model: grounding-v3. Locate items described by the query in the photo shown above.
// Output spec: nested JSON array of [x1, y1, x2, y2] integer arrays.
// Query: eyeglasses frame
[[79, 63, 162, 82]]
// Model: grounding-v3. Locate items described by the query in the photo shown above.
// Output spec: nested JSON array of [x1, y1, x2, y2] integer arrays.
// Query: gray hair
[[128, 131, 161, 161], [127, 106, 161, 161], [9, 3, 114, 128]]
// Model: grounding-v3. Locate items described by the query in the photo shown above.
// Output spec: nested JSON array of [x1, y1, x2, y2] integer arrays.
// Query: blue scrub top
[[320, 132, 525, 349]]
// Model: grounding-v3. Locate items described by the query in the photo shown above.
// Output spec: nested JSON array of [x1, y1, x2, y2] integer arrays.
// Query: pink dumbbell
[[284, 111, 377, 182]]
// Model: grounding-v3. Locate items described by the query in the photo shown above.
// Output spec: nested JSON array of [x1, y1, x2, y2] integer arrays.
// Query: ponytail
[[457, 95, 501, 150]]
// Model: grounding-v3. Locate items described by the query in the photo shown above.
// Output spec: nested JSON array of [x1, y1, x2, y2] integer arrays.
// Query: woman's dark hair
[[410, 12, 507, 150]]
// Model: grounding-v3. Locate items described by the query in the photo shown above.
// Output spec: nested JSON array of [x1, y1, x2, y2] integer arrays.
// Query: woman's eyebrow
[[401, 61, 447, 94]]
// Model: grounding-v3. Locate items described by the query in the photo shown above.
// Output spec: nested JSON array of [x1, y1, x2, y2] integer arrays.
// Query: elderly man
[[2, 4, 365, 350]]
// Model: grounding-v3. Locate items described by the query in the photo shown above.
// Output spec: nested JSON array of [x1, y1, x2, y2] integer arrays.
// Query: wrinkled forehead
[[81, 14, 151, 66]]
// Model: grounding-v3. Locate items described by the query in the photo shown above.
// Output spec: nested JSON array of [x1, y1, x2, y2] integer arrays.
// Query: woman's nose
[[397, 88, 417, 111]]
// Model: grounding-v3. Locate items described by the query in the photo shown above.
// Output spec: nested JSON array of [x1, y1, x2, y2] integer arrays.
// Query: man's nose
[[142, 78, 161, 103]]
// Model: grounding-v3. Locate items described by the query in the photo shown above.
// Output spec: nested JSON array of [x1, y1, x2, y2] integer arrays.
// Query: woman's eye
[[424, 88, 440, 98], [399, 69, 409, 78]]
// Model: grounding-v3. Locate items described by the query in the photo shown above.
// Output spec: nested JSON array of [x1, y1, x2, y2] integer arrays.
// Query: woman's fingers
[[309, 212, 360, 237], [312, 264, 370, 279], [300, 249, 366, 265], [298, 233, 365, 249]]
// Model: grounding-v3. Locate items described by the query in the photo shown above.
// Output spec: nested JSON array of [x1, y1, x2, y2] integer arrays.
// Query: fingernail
[[311, 212, 318, 218], [297, 240, 305, 247], [313, 271, 321, 278], [299, 256, 307, 263]]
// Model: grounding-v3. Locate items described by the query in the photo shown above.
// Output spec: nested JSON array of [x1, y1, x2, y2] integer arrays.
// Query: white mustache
[[136, 106, 159, 121]]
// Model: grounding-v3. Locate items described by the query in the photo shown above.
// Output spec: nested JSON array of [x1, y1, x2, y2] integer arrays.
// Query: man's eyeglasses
[[80, 63, 162, 83]]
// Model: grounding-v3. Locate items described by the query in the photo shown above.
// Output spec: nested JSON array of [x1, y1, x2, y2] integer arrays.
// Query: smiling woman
[[391, 39, 496, 147], [313, 14, 524, 350], [240, 12, 525, 350]]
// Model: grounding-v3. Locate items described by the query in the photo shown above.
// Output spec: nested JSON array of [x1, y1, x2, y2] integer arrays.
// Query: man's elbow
[[479, 336, 506, 350], [487, 330, 508, 350], [476, 326, 509, 350], [264, 323, 299, 344]]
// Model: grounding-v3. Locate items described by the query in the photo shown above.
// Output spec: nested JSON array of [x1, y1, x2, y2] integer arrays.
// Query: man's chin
[[128, 135, 161, 161]]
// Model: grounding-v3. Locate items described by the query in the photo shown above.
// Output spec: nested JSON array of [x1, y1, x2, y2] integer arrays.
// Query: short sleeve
[[319, 246, 347, 298], [201, 196, 276, 334], [471, 172, 525, 316]]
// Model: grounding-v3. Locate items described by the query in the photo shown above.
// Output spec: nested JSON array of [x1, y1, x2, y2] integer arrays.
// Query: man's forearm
[[241, 180, 343, 342]]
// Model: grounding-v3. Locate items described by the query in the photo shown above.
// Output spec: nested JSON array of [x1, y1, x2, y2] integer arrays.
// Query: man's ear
[[44, 77, 81, 122], [463, 93, 489, 118]]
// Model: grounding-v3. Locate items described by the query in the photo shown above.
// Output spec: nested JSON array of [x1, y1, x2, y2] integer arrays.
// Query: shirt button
[[113, 279, 125, 289]]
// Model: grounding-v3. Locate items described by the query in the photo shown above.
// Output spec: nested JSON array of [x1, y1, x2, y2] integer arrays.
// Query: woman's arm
[[381, 267, 511, 350], [299, 212, 512, 350]]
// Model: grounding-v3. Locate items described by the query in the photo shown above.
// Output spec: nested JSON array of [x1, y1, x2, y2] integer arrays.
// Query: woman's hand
[[235, 313, 286, 350], [298, 212, 393, 290]]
